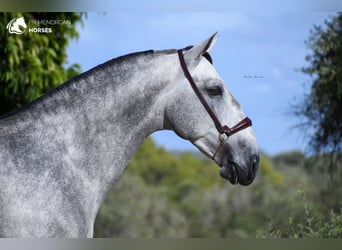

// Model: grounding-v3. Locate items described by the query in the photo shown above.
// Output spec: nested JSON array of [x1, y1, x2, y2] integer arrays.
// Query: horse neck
[[25, 52, 176, 200]]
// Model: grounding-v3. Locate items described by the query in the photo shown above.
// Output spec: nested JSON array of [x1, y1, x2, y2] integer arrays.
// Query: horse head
[[164, 33, 259, 185]]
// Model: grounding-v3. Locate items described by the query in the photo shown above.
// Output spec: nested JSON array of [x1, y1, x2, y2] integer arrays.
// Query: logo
[[6, 17, 27, 34], [6, 17, 71, 35]]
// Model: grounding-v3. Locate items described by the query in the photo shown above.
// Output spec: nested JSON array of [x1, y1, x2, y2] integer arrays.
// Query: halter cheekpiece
[[177, 49, 252, 164]]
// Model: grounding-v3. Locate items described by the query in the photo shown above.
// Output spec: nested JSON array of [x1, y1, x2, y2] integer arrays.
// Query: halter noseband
[[177, 49, 252, 164]]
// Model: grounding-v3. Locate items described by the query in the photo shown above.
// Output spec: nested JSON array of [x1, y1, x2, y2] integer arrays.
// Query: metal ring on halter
[[218, 133, 228, 142], [178, 49, 252, 167], [212, 132, 229, 165]]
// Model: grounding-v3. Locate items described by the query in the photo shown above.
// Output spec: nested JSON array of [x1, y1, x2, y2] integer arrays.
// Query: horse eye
[[207, 86, 223, 96]]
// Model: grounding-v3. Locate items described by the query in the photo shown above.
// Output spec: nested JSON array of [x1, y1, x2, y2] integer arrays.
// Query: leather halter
[[177, 49, 252, 163]]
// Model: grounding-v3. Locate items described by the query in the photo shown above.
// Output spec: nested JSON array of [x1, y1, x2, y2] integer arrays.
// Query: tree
[[293, 13, 342, 181], [0, 12, 84, 115], [294, 13, 342, 155], [94, 173, 188, 237]]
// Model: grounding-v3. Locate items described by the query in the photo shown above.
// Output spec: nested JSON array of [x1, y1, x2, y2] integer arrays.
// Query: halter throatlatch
[[177, 49, 252, 164]]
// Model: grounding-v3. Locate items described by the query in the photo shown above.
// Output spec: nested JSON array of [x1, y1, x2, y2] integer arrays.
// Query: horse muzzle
[[219, 154, 259, 186]]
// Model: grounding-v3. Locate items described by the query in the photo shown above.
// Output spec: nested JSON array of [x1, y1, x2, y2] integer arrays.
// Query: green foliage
[[304, 153, 342, 187], [259, 155, 284, 186], [294, 13, 342, 154], [0, 12, 84, 115], [95, 138, 340, 238], [127, 137, 222, 190], [273, 151, 306, 168], [258, 191, 342, 238], [94, 173, 188, 237]]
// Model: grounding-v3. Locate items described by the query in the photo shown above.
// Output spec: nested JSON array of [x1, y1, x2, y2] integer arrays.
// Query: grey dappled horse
[[0, 34, 259, 237]]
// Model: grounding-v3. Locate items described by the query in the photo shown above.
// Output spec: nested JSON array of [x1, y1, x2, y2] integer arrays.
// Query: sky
[[66, 11, 333, 156]]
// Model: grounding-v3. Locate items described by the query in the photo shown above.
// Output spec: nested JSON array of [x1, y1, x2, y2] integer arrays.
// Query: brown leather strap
[[178, 50, 225, 134], [222, 117, 252, 137], [177, 49, 252, 137]]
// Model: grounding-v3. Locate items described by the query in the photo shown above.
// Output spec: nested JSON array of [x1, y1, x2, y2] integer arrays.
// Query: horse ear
[[183, 32, 218, 69]]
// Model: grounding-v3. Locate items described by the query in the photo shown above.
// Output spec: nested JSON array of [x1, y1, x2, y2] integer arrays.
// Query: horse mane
[[85, 50, 154, 75], [0, 50, 155, 120], [1, 48, 212, 120]]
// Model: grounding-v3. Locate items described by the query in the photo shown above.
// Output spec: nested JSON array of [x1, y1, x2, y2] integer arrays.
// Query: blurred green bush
[[94, 138, 342, 238]]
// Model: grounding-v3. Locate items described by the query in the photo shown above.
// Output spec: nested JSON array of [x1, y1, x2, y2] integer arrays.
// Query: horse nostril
[[250, 154, 260, 176], [239, 155, 260, 186]]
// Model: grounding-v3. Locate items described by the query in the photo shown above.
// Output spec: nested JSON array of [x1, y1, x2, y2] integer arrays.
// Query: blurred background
[[0, 11, 341, 237]]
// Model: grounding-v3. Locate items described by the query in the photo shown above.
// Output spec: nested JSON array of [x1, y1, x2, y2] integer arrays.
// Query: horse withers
[[0, 33, 259, 237]]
